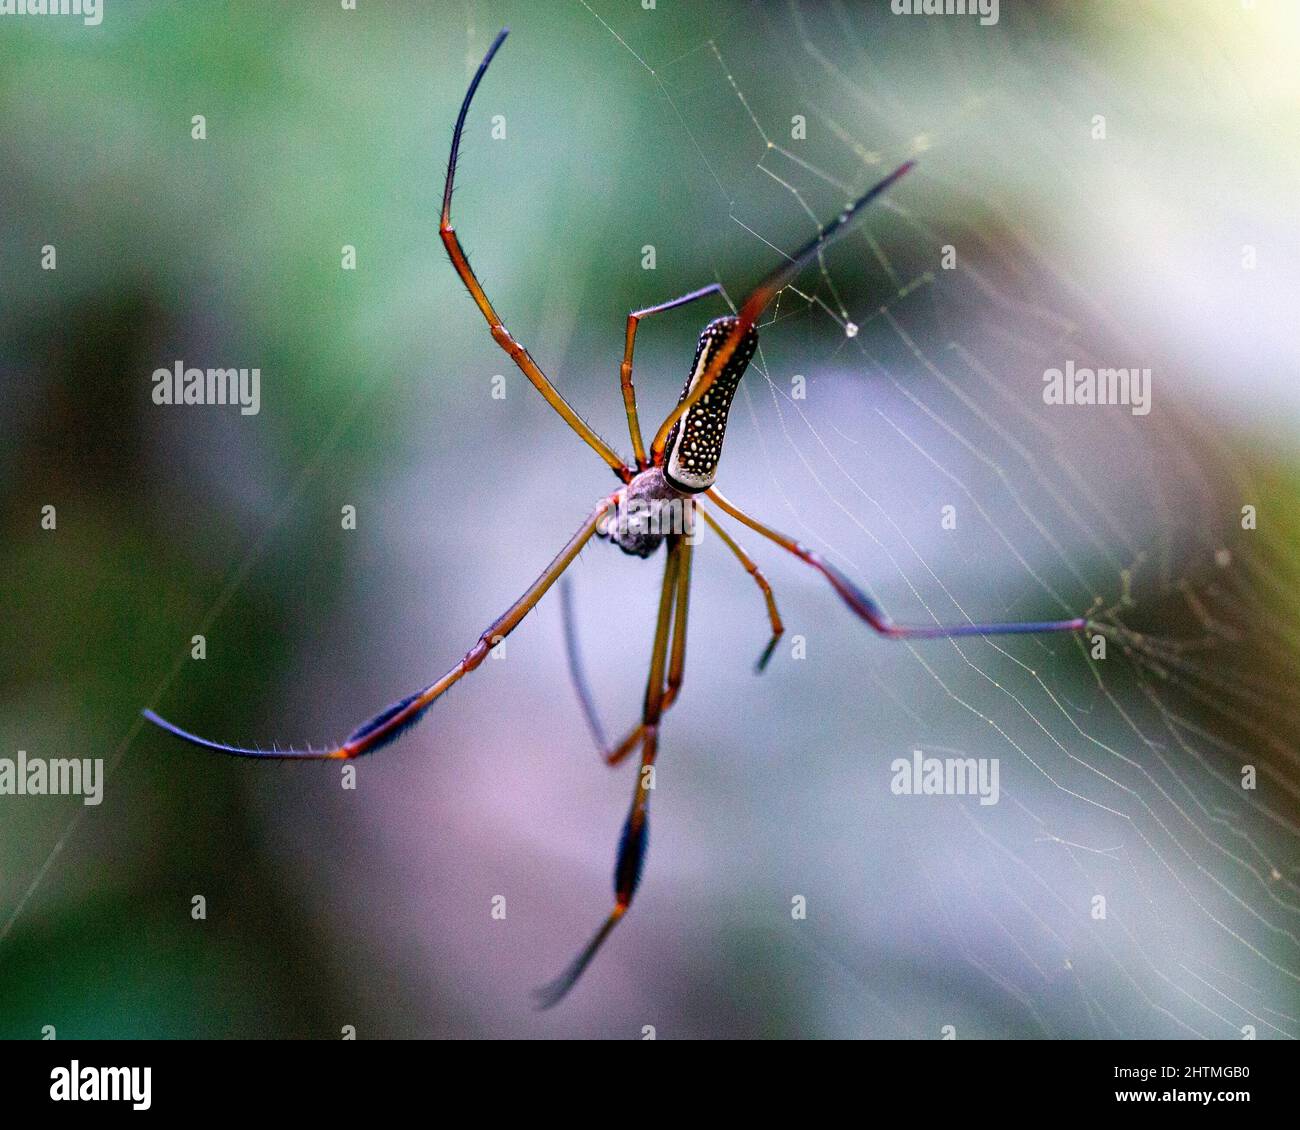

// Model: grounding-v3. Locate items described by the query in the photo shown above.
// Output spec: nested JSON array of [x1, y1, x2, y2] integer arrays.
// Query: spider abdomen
[[663, 315, 758, 494]]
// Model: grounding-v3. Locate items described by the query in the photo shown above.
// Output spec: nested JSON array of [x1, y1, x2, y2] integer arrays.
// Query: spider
[[143, 28, 1099, 1008]]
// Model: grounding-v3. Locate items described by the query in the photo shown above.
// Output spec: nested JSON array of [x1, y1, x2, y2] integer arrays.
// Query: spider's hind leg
[[619, 283, 724, 468], [439, 26, 629, 479]]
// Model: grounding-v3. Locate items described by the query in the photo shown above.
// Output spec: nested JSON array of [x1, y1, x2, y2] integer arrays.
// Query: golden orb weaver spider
[[144, 27, 1101, 1008]]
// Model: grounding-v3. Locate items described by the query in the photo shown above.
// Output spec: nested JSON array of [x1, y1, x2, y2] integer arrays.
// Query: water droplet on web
[[844, 321, 859, 338]]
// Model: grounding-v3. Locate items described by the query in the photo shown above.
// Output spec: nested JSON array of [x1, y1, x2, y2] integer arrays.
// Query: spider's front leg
[[590, 567, 691, 766], [143, 495, 618, 760], [535, 537, 693, 1008], [564, 490, 711, 767]]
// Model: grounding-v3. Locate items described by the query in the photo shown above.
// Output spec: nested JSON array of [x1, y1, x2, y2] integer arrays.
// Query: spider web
[[4, 0, 1295, 1041], [540, 0, 1300, 1039]]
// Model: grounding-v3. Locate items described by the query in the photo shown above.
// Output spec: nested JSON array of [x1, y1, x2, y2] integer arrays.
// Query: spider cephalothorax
[[598, 466, 693, 558]]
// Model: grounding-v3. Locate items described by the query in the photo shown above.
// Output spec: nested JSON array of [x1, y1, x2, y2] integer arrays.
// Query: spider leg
[[706, 488, 1096, 641], [600, 724, 645, 770], [698, 501, 784, 672], [649, 160, 916, 466], [558, 566, 677, 769], [620, 284, 724, 469], [144, 496, 617, 760], [559, 574, 610, 754], [440, 28, 629, 480], [535, 537, 691, 1007], [593, 530, 696, 769], [660, 534, 693, 722]]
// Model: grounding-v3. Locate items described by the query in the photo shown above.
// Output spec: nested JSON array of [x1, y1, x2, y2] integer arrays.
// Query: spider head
[[598, 467, 696, 558], [663, 315, 759, 494]]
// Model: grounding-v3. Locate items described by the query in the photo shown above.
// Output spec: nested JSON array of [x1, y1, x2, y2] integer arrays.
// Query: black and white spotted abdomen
[[663, 315, 759, 494]]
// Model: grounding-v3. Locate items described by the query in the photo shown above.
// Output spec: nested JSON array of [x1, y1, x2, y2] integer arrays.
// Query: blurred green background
[[2, 1, 1299, 1038]]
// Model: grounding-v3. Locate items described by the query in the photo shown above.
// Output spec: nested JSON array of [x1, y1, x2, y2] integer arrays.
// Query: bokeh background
[[2, 0, 1299, 1038]]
